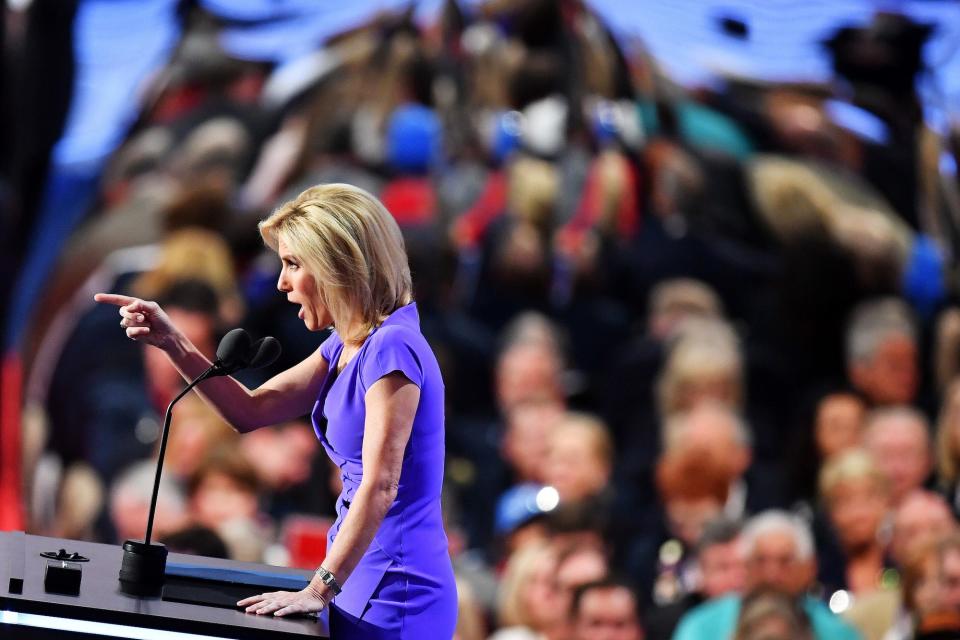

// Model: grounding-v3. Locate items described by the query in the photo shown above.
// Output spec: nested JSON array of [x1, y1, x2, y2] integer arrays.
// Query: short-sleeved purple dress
[[313, 302, 457, 638]]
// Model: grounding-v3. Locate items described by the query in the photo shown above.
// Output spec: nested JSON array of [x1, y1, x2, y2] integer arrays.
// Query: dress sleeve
[[359, 328, 425, 390]]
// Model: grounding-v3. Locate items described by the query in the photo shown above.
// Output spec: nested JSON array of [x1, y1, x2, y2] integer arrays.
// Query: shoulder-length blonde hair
[[259, 183, 412, 344]]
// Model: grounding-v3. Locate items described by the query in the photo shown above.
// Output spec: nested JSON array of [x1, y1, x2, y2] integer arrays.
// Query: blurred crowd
[[7, 1, 960, 639]]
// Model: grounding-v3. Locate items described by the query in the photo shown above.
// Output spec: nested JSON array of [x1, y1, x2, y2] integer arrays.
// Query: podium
[[0, 531, 329, 639]]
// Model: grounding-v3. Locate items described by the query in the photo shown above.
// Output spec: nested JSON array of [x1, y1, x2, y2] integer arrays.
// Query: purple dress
[[312, 302, 457, 638]]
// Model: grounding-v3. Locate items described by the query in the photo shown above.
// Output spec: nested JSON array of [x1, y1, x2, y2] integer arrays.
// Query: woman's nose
[[277, 272, 290, 292]]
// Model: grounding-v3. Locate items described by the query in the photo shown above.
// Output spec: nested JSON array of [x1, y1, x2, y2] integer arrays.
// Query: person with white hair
[[673, 510, 861, 640]]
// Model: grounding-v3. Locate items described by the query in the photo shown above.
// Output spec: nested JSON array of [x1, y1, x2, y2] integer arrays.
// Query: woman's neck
[[335, 313, 369, 347]]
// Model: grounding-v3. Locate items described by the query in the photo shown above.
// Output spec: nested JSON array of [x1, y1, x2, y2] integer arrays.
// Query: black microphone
[[119, 328, 282, 596], [248, 336, 282, 370], [212, 327, 254, 375]]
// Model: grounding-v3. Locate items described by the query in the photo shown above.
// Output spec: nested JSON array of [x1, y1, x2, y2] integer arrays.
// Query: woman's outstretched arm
[[94, 293, 328, 432]]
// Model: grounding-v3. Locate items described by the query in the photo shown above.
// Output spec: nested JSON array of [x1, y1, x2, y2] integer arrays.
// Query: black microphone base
[[118, 540, 167, 597]]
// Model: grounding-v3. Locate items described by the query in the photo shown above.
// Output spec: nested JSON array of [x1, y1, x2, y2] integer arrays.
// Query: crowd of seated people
[[11, 2, 960, 639]]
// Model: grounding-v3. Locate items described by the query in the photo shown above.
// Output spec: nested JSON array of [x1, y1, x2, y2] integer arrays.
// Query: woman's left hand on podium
[[237, 587, 327, 617]]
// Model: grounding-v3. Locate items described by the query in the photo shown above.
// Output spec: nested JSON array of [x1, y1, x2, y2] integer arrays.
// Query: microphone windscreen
[[248, 336, 282, 370], [216, 328, 252, 368]]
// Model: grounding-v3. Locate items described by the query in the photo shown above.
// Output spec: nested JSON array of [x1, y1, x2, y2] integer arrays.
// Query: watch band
[[315, 565, 342, 595]]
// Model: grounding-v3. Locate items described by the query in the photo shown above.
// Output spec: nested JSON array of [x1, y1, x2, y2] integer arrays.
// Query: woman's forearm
[[311, 480, 397, 592], [163, 332, 283, 433]]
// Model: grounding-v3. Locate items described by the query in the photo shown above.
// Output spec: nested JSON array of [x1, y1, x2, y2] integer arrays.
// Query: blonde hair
[[259, 183, 412, 344], [132, 228, 238, 303], [648, 278, 723, 323], [497, 541, 555, 629], [555, 412, 614, 470], [936, 378, 960, 485], [656, 319, 743, 417], [508, 155, 559, 227], [818, 448, 889, 505]]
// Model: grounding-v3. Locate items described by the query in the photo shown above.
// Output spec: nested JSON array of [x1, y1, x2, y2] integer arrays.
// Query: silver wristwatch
[[315, 566, 342, 595]]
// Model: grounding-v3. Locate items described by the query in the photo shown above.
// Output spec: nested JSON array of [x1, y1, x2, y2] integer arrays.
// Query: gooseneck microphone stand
[[145, 368, 215, 546], [118, 329, 280, 596], [118, 369, 217, 595]]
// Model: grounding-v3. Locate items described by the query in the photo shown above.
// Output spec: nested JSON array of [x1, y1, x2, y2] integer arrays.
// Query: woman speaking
[[96, 184, 457, 638]]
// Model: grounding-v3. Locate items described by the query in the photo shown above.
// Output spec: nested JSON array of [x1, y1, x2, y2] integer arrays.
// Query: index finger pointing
[[94, 293, 137, 307]]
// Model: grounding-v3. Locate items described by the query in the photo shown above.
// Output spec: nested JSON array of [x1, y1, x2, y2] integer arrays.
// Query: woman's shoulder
[[372, 322, 423, 345], [357, 323, 433, 390], [364, 309, 430, 357]]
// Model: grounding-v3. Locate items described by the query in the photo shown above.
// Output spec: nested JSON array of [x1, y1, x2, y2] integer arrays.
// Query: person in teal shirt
[[673, 511, 861, 640]]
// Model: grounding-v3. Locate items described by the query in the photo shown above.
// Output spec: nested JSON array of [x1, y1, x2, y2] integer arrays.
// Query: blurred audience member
[[543, 412, 613, 503], [733, 588, 814, 640], [49, 462, 105, 542], [502, 400, 565, 485], [645, 517, 744, 640], [187, 445, 270, 562], [491, 542, 567, 640], [656, 319, 743, 419], [787, 388, 868, 510], [647, 279, 725, 343], [891, 491, 956, 570], [898, 538, 949, 639], [657, 447, 731, 549], [815, 392, 869, 460], [645, 446, 731, 609], [845, 490, 957, 640], [601, 278, 725, 472], [556, 542, 610, 606], [165, 394, 237, 482], [938, 533, 960, 613], [663, 403, 763, 520], [238, 418, 318, 517], [495, 339, 567, 415], [547, 542, 611, 638], [110, 460, 188, 543], [846, 298, 919, 407], [817, 449, 892, 597], [863, 407, 932, 506], [673, 511, 860, 640], [570, 578, 644, 640]]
